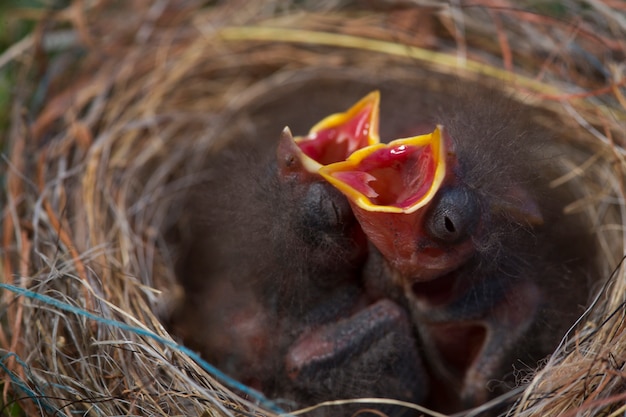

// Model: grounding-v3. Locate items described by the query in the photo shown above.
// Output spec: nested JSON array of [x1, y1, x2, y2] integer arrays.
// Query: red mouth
[[319, 126, 446, 214], [277, 91, 381, 178]]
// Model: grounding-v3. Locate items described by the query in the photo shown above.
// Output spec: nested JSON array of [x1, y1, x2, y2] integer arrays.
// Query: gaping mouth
[[279, 91, 381, 174], [319, 126, 446, 213], [318, 125, 451, 277]]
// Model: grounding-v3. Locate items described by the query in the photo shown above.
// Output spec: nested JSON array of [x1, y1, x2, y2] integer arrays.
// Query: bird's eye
[[424, 186, 479, 243], [298, 182, 354, 237]]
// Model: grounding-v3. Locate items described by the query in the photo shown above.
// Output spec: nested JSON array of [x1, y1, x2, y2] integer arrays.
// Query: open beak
[[277, 91, 380, 178], [319, 126, 447, 275], [319, 125, 446, 213]]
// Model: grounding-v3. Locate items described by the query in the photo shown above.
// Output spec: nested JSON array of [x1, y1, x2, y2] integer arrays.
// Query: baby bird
[[168, 92, 428, 416], [321, 88, 595, 412]]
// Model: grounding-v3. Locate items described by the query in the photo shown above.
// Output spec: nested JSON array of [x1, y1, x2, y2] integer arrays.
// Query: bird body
[[168, 92, 428, 416], [322, 85, 595, 410], [169, 77, 595, 415]]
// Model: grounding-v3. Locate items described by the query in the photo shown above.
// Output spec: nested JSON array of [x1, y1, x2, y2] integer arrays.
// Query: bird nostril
[[424, 186, 479, 244], [444, 216, 455, 233]]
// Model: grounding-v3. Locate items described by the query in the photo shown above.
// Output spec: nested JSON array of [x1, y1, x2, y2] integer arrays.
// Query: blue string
[[0, 352, 57, 414], [0, 282, 287, 415]]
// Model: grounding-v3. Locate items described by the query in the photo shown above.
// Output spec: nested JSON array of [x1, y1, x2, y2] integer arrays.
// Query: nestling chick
[[321, 87, 596, 412], [168, 92, 428, 416]]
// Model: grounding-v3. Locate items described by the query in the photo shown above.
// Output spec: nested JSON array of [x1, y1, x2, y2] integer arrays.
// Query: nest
[[1, 0, 625, 416]]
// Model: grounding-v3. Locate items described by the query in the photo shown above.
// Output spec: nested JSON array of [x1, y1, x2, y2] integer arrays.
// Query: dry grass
[[1, 0, 625, 416]]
